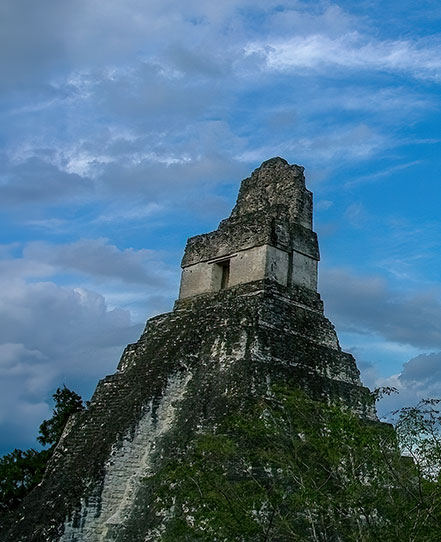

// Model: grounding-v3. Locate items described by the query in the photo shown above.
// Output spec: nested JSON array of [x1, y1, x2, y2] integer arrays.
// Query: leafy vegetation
[[0, 448, 51, 514], [36, 386, 84, 447], [2, 385, 441, 540], [0, 386, 84, 514], [146, 388, 441, 541]]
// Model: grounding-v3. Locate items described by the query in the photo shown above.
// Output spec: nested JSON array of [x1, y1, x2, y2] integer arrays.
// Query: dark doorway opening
[[219, 260, 230, 290]]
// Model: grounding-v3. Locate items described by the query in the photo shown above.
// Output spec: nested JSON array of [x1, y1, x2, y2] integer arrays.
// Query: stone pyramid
[[4, 157, 377, 541]]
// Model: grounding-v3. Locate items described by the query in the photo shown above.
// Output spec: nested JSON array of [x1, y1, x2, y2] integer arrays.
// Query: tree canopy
[[37, 386, 84, 447], [0, 386, 84, 514], [145, 388, 441, 541]]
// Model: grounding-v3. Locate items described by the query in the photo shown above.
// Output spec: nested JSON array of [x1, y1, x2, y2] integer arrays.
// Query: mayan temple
[[3, 158, 380, 541]]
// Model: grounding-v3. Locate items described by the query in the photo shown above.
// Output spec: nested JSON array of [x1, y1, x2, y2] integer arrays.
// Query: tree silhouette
[[0, 386, 84, 514]]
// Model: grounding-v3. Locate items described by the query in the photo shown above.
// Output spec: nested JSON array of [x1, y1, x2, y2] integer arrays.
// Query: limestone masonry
[[3, 157, 377, 541], [180, 157, 318, 297]]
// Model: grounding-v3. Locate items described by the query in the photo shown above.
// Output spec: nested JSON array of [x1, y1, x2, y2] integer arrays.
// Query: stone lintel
[[181, 217, 319, 268]]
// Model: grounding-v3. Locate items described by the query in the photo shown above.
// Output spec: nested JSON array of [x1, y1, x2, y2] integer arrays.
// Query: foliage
[[2, 383, 441, 540], [0, 386, 84, 515], [37, 386, 84, 447], [392, 398, 441, 536], [0, 448, 50, 514], [147, 388, 441, 541]]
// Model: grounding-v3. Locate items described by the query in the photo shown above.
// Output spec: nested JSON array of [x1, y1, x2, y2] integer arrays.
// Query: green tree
[[0, 449, 50, 514], [37, 386, 84, 447], [145, 388, 441, 541], [0, 386, 84, 515], [392, 398, 441, 539]]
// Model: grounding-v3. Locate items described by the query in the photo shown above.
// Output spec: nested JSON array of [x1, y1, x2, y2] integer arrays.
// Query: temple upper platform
[[179, 157, 320, 299]]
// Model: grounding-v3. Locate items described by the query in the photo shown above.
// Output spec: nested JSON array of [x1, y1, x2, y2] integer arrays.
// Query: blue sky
[[1, 0, 441, 454]]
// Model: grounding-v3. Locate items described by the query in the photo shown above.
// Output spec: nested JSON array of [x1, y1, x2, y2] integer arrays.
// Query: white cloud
[[0, 236, 181, 452], [3, 1, 434, 228], [321, 268, 441, 350], [343, 203, 370, 228], [315, 200, 334, 211], [0, 238, 178, 289], [344, 160, 422, 188], [0, 0, 263, 93], [246, 33, 441, 81], [0, 278, 145, 453], [0, 154, 92, 207], [93, 202, 163, 224], [237, 123, 387, 164], [359, 351, 441, 421], [23, 239, 172, 286]]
